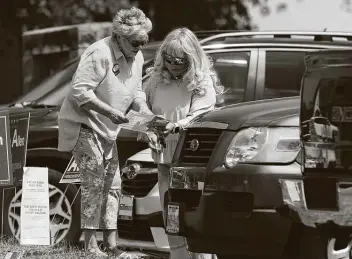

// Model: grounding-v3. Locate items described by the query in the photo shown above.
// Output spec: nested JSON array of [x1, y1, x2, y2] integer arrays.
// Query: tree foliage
[[15, 0, 352, 40], [17, 0, 135, 30]]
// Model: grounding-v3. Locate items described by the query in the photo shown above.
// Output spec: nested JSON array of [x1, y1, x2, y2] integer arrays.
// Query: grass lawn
[[0, 237, 88, 259], [0, 237, 170, 258]]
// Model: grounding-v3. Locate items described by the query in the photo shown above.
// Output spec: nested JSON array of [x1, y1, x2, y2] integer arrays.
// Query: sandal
[[86, 248, 108, 258]]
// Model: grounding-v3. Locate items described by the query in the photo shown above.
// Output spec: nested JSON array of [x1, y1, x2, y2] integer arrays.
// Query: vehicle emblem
[[190, 139, 200, 152], [126, 170, 137, 180], [122, 163, 140, 180]]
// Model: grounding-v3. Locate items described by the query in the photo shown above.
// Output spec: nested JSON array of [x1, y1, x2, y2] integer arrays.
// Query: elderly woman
[[144, 28, 223, 259], [58, 7, 153, 257]]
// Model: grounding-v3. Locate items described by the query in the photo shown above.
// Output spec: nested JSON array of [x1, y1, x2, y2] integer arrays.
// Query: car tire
[[284, 223, 352, 259], [2, 168, 81, 246]]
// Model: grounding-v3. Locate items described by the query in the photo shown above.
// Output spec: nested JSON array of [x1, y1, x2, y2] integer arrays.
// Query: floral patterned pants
[[72, 127, 121, 230]]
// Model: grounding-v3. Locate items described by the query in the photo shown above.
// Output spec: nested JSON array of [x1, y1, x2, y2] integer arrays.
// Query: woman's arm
[[83, 99, 128, 124], [71, 49, 128, 124], [131, 95, 153, 115], [162, 78, 217, 134], [130, 55, 154, 115], [178, 78, 217, 128]]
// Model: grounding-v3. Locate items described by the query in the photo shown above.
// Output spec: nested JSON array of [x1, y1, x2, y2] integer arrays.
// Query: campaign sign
[[10, 112, 30, 186], [20, 167, 50, 246], [59, 156, 81, 184], [0, 110, 13, 186]]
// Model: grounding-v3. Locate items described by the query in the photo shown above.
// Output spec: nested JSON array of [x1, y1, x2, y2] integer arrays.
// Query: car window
[[264, 51, 306, 99], [209, 51, 250, 106], [141, 51, 251, 107], [313, 78, 335, 117]]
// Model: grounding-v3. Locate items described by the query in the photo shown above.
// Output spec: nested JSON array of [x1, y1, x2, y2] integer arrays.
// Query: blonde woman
[[144, 27, 223, 259], [58, 7, 153, 257]]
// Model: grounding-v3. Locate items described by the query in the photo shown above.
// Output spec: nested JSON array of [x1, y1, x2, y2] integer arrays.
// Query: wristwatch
[[172, 123, 181, 134]]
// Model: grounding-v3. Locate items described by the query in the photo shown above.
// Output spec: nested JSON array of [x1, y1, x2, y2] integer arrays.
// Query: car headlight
[[224, 127, 300, 168], [169, 167, 206, 190]]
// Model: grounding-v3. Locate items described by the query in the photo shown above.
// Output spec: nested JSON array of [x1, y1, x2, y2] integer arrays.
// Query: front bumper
[[166, 163, 301, 256], [279, 178, 352, 228], [133, 183, 162, 215], [117, 183, 169, 251]]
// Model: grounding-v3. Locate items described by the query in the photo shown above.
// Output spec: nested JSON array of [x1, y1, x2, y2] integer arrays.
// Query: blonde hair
[[112, 7, 152, 38], [151, 28, 224, 96]]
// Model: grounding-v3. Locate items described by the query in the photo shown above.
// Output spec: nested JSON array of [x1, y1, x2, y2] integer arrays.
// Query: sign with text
[[10, 112, 30, 186], [20, 167, 50, 246], [59, 156, 81, 184], [0, 110, 13, 186]]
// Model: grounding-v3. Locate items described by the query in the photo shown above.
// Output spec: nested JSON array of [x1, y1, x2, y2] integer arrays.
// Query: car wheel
[[327, 237, 352, 259], [284, 223, 352, 259], [2, 168, 81, 245]]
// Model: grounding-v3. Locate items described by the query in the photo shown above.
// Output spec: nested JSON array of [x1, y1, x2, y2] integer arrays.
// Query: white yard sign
[[20, 167, 50, 246]]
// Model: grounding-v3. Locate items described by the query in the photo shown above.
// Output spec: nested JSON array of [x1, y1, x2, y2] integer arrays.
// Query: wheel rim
[[7, 184, 73, 245], [327, 238, 352, 259]]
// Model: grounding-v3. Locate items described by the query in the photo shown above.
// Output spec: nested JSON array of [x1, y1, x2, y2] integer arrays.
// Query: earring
[[112, 64, 120, 76]]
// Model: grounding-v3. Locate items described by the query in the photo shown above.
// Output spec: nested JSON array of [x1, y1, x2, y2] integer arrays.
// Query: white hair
[[112, 7, 152, 38]]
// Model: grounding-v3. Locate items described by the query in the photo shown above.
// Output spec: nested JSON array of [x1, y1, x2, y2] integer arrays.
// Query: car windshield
[[13, 58, 79, 106]]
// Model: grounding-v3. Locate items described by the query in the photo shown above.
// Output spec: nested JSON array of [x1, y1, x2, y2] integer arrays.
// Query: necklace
[[172, 77, 183, 87]]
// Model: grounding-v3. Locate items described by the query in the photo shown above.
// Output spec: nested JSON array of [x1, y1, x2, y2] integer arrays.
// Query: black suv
[[121, 31, 352, 253], [165, 49, 352, 259]]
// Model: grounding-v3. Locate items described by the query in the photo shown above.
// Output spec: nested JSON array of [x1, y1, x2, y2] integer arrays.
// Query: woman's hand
[[162, 122, 177, 135], [140, 108, 154, 116], [146, 131, 163, 153], [108, 109, 129, 124]]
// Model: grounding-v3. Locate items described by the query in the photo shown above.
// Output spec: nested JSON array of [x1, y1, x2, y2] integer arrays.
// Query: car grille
[[178, 128, 223, 165], [117, 217, 154, 242], [121, 163, 158, 197]]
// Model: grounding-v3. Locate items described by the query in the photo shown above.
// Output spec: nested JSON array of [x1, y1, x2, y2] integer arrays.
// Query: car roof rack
[[194, 30, 243, 39], [199, 31, 352, 45]]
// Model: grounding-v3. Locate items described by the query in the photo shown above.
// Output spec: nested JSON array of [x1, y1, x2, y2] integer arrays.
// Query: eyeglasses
[[163, 52, 188, 66], [126, 37, 148, 48]]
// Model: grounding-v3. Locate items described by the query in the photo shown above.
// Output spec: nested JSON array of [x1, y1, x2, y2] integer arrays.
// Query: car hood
[[0, 105, 59, 129], [12, 106, 59, 129], [28, 107, 59, 129], [192, 96, 300, 130], [127, 148, 153, 162]]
